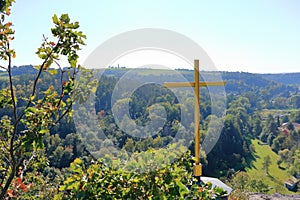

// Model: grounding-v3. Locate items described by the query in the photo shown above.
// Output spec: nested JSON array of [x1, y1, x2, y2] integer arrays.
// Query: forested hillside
[[1, 66, 299, 198], [260, 73, 300, 85]]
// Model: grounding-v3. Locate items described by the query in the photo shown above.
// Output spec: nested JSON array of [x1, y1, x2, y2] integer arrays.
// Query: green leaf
[[213, 187, 227, 197], [175, 179, 189, 196], [48, 69, 58, 75], [60, 14, 70, 23], [30, 95, 35, 101], [52, 14, 59, 25], [71, 158, 84, 169], [33, 65, 41, 70], [90, 85, 97, 94], [27, 107, 37, 113], [39, 129, 49, 135], [73, 22, 79, 29], [69, 59, 77, 68], [38, 53, 47, 59]]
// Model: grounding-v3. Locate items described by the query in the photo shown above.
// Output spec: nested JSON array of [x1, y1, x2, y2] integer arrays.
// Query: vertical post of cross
[[193, 59, 202, 176]]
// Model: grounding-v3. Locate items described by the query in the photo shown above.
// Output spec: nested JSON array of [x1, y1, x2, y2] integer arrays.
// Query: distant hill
[[157, 70, 299, 100], [99, 68, 300, 109], [11, 65, 37, 76], [4, 65, 300, 101], [6, 65, 300, 86], [221, 71, 298, 98], [259, 73, 300, 85]]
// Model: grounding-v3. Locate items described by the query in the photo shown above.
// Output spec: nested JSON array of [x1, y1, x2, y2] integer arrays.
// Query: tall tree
[[262, 155, 271, 175]]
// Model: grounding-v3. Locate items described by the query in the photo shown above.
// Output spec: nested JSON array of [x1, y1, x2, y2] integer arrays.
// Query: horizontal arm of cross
[[164, 81, 226, 88]]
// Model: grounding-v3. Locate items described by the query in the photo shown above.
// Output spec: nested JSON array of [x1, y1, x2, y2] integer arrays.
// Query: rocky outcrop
[[249, 193, 300, 200]]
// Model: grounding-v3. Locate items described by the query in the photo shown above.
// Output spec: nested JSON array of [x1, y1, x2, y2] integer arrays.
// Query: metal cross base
[[193, 163, 202, 177]]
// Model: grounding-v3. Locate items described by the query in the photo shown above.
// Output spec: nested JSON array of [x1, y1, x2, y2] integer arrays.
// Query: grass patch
[[246, 139, 299, 194]]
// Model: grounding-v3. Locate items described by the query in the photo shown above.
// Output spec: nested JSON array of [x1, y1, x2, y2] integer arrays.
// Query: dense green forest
[[1, 65, 299, 199]]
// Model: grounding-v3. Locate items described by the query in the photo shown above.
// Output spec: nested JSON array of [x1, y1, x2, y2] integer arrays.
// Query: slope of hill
[[221, 71, 298, 97], [246, 140, 298, 194], [102, 68, 300, 98], [260, 73, 300, 85]]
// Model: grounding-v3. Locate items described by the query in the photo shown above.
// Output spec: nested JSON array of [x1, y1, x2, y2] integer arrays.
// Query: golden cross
[[164, 59, 226, 177]]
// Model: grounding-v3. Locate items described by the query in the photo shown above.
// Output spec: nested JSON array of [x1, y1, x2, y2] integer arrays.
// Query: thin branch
[[0, 65, 7, 70], [49, 101, 72, 130], [8, 42, 17, 167], [56, 70, 65, 111], [53, 59, 61, 70], [0, 42, 18, 200], [7, 44, 17, 122]]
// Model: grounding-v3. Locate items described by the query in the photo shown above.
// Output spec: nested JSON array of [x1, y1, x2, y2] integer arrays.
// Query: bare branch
[[0, 65, 7, 70]]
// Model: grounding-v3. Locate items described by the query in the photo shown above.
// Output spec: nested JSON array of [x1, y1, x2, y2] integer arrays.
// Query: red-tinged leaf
[[6, 22, 12, 27], [15, 177, 22, 185], [22, 187, 29, 193], [19, 182, 26, 190], [7, 190, 14, 197]]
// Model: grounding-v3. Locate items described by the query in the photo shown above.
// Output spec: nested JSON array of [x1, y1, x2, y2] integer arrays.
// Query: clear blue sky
[[8, 0, 300, 73]]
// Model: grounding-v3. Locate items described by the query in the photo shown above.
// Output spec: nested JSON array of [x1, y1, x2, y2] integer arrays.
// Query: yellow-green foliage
[[58, 150, 228, 199]]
